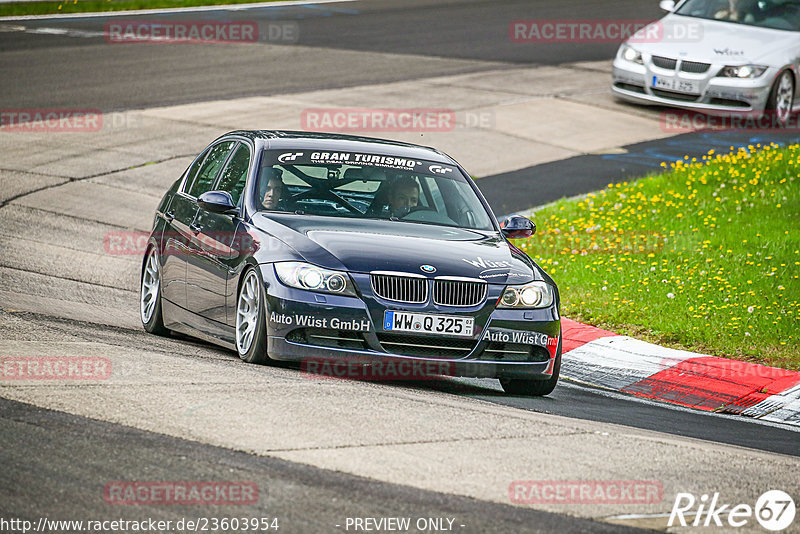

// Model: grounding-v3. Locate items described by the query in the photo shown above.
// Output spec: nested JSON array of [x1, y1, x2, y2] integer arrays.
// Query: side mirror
[[198, 191, 238, 215], [659, 0, 676, 11], [501, 215, 535, 239]]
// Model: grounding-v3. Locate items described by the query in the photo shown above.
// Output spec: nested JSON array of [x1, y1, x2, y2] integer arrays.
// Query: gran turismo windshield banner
[[264, 150, 462, 177]]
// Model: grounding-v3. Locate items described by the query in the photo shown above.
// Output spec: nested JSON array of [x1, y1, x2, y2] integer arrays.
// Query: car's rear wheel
[[236, 268, 270, 364], [499, 337, 561, 396], [767, 70, 795, 128], [140, 246, 169, 336]]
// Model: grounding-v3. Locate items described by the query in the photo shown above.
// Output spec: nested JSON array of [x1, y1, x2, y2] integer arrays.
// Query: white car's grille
[[680, 60, 711, 73], [651, 89, 701, 102], [650, 56, 710, 74], [651, 55, 677, 70]]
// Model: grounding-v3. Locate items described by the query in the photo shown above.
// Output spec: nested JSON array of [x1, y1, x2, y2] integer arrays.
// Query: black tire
[[140, 246, 169, 336], [499, 336, 561, 396], [235, 268, 270, 364], [766, 70, 795, 128]]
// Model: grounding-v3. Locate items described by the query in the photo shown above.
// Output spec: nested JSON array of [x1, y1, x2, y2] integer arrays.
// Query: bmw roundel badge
[[420, 264, 436, 273]]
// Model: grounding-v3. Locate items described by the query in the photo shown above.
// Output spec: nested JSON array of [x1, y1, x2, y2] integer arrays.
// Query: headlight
[[620, 45, 643, 65], [718, 65, 767, 79], [498, 282, 555, 309], [274, 262, 356, 296]]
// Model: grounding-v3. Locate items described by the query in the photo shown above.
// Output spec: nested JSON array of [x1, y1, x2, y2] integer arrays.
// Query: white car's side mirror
[[659, 0, 676, 11]]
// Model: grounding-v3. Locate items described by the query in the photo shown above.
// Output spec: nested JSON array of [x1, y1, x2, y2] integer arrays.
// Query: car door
[[183, 139, 238, 322], [161, 147, 211, 309], [208, 141, 255, 327]]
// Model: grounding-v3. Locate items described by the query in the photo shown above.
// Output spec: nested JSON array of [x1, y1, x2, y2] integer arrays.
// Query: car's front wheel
[[766, 70, 795, 128], [236, 268, 270, 364], [499, 338, 561, 396], [140, 246, 169, 336]]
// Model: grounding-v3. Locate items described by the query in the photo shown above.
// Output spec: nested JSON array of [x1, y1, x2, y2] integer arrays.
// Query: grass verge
[[518, 143, 800, 370], [0, 0, 284, 17]]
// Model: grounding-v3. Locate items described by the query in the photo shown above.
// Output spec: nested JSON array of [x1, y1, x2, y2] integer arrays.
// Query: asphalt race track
[[0, 397, 642, 534], [1, 1, 799, 532], [1, 0, 665, 110]]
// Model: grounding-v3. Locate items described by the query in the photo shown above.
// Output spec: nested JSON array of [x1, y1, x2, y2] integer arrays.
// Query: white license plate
[[383, 311, 474, 338], [652, 75, 699, 94]]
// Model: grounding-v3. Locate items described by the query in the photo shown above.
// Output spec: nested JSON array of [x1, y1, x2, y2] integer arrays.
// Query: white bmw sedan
[[612, 0, 799, 126]]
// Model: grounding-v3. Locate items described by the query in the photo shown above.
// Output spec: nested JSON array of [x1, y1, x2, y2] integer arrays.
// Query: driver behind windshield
[[714, 0, 757, 21], [386, 176, 420, 218]]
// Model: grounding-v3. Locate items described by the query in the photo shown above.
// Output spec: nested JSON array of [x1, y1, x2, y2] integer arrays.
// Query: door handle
[[164, 211, 175, 222]]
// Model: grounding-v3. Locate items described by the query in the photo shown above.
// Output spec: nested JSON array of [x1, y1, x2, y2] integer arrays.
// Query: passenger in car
[[714, 0, 757, 22], [260, 168, 285, 211]]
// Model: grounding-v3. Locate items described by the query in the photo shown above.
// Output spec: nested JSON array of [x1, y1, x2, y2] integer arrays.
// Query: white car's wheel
[[767, 70, 795, 127]]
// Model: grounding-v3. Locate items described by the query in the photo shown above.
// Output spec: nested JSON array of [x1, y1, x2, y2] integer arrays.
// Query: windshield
[[675, 0, 800, 30], [255, 150, 495, 231]]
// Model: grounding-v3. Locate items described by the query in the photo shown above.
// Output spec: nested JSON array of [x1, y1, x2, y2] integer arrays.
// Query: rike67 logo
[[669, 490, 795, 531]]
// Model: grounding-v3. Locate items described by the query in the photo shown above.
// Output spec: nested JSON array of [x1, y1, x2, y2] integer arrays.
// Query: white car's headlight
[[620, 45, 643, 65], [498, 282, 555, 309], [718, 65, 768, 78], [274, 262, 356, 296]]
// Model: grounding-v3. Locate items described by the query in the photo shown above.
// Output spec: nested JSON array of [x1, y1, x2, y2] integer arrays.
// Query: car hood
[[253, 213, 540, 284], [631, 15, 797, 64]]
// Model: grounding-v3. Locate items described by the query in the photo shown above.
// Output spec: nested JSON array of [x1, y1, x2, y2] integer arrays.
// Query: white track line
[[0, 25, 105, 37]]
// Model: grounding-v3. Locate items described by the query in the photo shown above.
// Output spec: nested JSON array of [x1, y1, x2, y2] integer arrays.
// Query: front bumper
[[260, 264, 560, 381], [612, 54, 774, 115]]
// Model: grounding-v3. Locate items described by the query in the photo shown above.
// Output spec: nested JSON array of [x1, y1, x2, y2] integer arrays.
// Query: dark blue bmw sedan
[[141, 131, 561, 395]]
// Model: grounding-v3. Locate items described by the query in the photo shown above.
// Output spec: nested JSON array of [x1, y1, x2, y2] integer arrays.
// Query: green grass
[[517, 143, 800, 370], [0, 0, 284, 17]]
